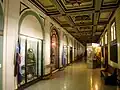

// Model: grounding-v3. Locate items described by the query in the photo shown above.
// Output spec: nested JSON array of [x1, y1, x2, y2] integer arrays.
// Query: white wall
[[20, 15, 43, 39]]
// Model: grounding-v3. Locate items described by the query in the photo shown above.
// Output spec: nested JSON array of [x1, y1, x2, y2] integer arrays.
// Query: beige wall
[[20, 15, 43, 39]]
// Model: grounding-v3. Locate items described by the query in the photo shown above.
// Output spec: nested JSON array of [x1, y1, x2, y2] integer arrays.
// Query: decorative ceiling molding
[[29, 0, 119, 43]]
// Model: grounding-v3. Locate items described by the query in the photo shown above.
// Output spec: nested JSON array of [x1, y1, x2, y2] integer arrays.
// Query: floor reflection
[[25, 62, 119, 90]]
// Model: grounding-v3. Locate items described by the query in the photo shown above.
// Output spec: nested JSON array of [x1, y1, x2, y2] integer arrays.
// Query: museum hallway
[[25, 61, 119, 90]]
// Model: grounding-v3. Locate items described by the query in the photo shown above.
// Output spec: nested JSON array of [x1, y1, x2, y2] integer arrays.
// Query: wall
[[2, 0, 85, 90], [3, 0, 20, 90], [100, 6, 120, 69], [20, 15, 43, 39]]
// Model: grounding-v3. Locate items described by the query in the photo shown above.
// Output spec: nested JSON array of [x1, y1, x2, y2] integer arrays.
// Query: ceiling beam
[[61, 21, 108, 27], [92, 0, 102, 42], [49, 0, 65, 14], [48, 5, 117, 16]]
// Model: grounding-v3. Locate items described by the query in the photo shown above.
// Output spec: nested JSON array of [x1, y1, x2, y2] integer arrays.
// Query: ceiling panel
[[95, 32, 102, 35], [71, 13, 92, 23], [100, 11, 111, 19], [34, 0, 58, 12], [38, 0, 53, 6], [79, 26, 92, 31], [56, 16, 67, 22], [103, 0, 118, 5], [52, 16, 70, 25], [61, 0, 93, 10], [29, 0, 119, 44], [67, 29, 78, 33], [97, 25, 105, 32]]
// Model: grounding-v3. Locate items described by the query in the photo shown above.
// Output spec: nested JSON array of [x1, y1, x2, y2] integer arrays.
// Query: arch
[[17, 10, 44, 86], [18, 10, 44, 39], [50, 27, 59, 69]]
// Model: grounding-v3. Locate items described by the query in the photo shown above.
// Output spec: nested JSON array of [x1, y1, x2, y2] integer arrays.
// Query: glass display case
[[87, 43, 101, 69], [26, 38, 38, 82], [64, 46, 68, 65], [16, 35, 43, 86], [62, 46, 68, 66]]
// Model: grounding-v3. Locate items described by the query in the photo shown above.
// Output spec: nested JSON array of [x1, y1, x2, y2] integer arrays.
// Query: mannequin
[[27, 48, 35, 64], [26, 48, 36, 80]]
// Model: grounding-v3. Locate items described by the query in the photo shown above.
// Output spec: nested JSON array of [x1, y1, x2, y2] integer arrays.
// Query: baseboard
[[52, 69, 59, 74], [17, 77, 42, 90], [59, 67, 65, 71]]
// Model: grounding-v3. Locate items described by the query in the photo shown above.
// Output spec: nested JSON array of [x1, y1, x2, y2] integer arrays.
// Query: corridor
[[25, 62, 118, 90]]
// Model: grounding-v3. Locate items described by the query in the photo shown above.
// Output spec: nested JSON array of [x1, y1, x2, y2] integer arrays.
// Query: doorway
[[50, 29, 59, 70]]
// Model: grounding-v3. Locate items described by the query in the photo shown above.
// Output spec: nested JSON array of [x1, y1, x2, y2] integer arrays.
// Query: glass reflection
[[26, 38, 37, 82], [19, 36, 26, 85]]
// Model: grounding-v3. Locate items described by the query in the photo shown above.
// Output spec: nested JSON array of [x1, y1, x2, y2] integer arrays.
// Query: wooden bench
[[100, 65, 117, 85], [101, 65, 115, 77]]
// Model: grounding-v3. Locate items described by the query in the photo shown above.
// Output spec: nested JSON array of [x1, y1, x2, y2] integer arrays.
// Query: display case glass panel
[[63, 46, 68, 65], [19, 36, 26, 85], [38, 40, 42, 76], [16, 35, 43, 89], [26, 38, 38, 82]]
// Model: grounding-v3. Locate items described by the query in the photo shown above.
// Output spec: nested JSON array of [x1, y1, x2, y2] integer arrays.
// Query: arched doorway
[[50, 29, 59, 70], [15, 10, 44, 88]]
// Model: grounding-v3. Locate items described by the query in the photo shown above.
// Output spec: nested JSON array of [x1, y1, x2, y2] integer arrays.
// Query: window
[[111, 22, 116, 41], [105, 31, 107, 44], [101, 37, 103, 46], [100, 41, 101, 46]]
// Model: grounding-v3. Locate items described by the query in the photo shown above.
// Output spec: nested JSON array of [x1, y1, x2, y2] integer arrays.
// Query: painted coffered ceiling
[[29, 0, 120, 44]]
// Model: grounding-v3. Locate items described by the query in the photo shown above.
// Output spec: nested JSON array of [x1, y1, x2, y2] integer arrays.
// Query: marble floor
[[25, 62, 120, 90]]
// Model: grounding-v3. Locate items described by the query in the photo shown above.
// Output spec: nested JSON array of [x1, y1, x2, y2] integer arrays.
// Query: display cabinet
[[16, 35, 43, 87]]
